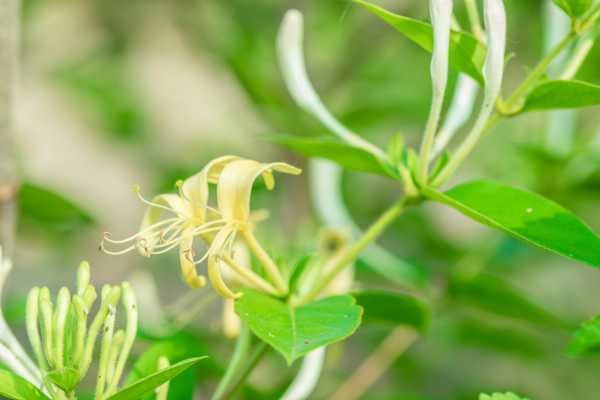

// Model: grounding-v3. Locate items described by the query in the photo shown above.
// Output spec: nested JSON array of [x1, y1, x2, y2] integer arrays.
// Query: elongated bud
[[53, 287, 71, 369], [106, 330, 125, 388], [483, 0, 506, 104], [104, 283, 137, 396], [419, 0, 453, 181], [71, 295, 88, 366], [26, 287, 47, 371], [77, 261, 91, 296], [277, 9, 385, 158], [38, 287, 55, 367]]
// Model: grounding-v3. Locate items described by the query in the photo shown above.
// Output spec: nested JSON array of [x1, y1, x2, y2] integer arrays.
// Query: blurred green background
[[5, 0, 600, 398]]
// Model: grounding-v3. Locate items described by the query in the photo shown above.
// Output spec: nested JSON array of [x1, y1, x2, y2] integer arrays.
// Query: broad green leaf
[[107, 357, 206, 400], [235, 290, 362, 364], [552, 0, 592, 17], [568, 315, 600, 357], [449, 273, 568, 329], [19, 183, 94, 236], [45, 367, 80, 393], [270, 135, 396, 178], [479, 393, 529, 400], [0, 369, 50, 400], [522, 80, 600, 112], [354, 290, 430, 332], [424, 181, 600, 267], [355, 0, 486, 84]]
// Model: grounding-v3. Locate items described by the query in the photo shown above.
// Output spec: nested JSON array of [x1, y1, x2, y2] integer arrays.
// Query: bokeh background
[[4, 0, 600, 398]]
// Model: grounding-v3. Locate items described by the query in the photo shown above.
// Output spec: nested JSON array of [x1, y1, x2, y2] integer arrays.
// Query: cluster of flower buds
[[25, 262, 138, 399]]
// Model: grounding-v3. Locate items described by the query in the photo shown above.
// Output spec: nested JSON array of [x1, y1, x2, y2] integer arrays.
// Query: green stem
[[504, 31, 577, 109], [212, 325, 252, 400], [220, 342, 269, 400], [301, 198, 410, 304], [465, 0, 484, 40]]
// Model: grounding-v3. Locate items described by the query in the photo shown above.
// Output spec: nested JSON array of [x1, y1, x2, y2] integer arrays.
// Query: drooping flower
[[101, 156, 301, 299]]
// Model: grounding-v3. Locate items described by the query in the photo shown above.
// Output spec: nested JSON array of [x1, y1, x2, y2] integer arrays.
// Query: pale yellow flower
[[101, 156, 301, 300]]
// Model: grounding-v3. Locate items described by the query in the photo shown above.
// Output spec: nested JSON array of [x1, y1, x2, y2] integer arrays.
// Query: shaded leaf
[[355, 0, 486, 84], [235, 290, 362, 364], [480, 393, 529, 400], [354, 290, 430, 332], [0, 369, 50, 400], [449, 273, 568, 329], [569, 315, 600, 357], [107, 357, 206, 400], [270, 135, 396, 178], [19, 183, 94, 236], [424, 181, 600, 267], [522, 80, 600, 112], [45, 367, 80, 393], [552, 0, 592, 17]]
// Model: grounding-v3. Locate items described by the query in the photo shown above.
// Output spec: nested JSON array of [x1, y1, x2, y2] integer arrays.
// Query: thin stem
[[222, 255, 279, 296], [241, 228, 288, 295], [220, 342, 269, 400], [329, 327, 418, 400], [465, 0, 484, 40], [505, 31, 576, 108], [301, 198, 409, 304], [212, 325, 252, 400]]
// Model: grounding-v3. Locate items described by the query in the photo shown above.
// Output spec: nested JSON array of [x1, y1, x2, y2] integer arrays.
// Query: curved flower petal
[[207, 227, 242, 299], [179, 230, 206, 289], [181, 155, 240, 221], [138, 194, 192, 256], [217, 159, 301, 221]]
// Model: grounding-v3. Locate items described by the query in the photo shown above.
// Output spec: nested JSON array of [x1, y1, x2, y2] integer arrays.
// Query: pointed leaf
[[354, 290, 430, 332], [45, 367, 80, 393], [424, 181, 600, 267], [449, 273, 568, 329], [235, 290, 362, 364], [522, 80, 600, 112], [552, 0, 592, 17], [355, 0, 486, 84], [0, 369, 50, 400], [569, 315, 600, 357], [106, 357, 206, 400], [270, 135, 396, 178]]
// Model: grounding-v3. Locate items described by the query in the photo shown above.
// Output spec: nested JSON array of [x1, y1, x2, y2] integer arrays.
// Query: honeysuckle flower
[[102, 156, 301, 300], [277, 9, 386, 160]]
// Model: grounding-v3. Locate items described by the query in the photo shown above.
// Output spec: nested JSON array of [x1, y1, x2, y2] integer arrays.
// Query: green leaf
[[19, 183, 94, 236], [353, 290, 430, 332], [552, 0, 592, 17], [270, 135, 396, 178], [449, 273, 568, 329], [45, 367, 80, 393], [424, 181, 600, 267], [107, 357, 206, 400], [0, 369, 50, 400], [522, 80, 600, 112], [568, 315, 600, 357], [235, 290, 363, 364], [479, 393, 529, 400], [355, 0, 486, 84]]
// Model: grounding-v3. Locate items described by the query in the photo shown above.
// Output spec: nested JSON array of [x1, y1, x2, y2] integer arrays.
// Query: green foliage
[[568, 315, 600, 356], [424, 181, 600, 267], [45, 367, 80, 393], [0, 369, 50, 400], [449, 273, 568, 329], [106, 357, 206, 400], [19, 183, 94, 236], [235, 290, 362, 364], [552, 0, 593, 17], [354, 290, 430, 332], [354, 0, 486, 84], [270, 135, 397, 178], [522, 80, 600, 112], [479, 393, 529, 400]]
